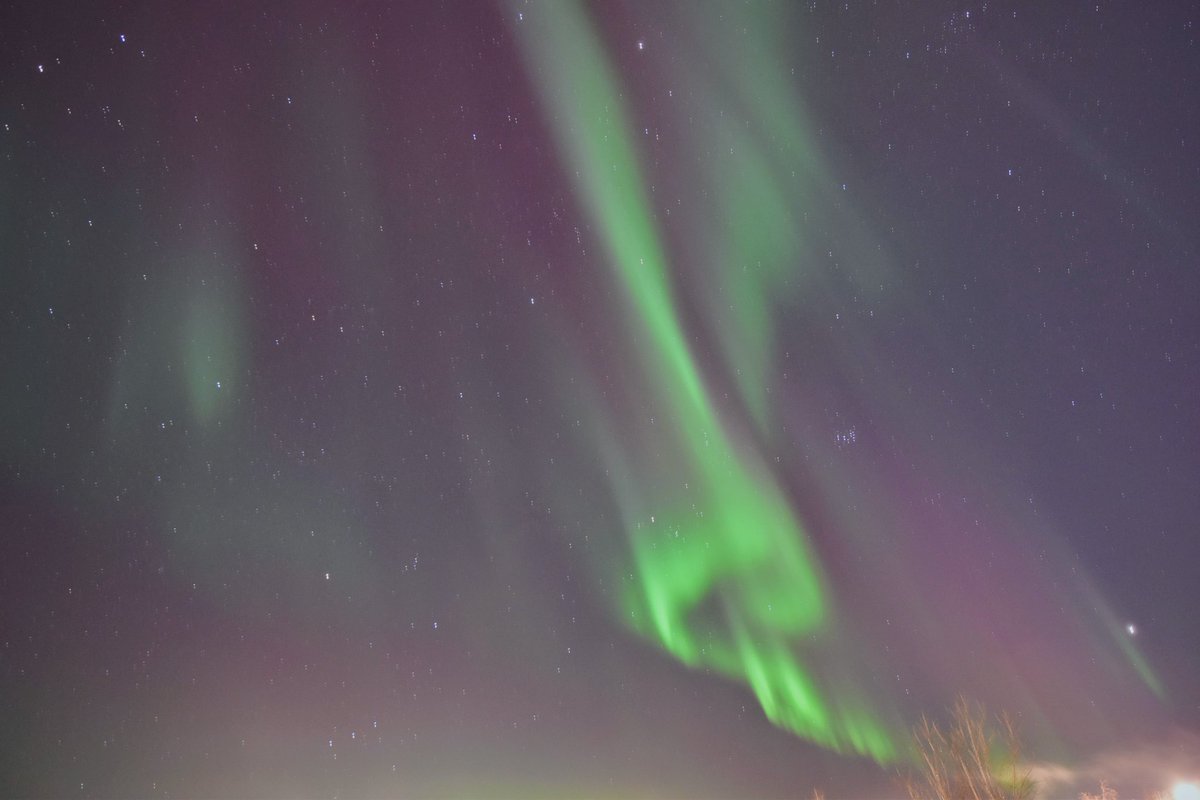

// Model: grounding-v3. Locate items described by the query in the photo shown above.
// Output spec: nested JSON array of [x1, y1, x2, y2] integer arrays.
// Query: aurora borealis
[[2, 1, 1198, 797], [508, 0, 896, 761]]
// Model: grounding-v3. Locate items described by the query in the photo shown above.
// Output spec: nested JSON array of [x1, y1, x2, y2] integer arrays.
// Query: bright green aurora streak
[[509, 1, 898, 762]]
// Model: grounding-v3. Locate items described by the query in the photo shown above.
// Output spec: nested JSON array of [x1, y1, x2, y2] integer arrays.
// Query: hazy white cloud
[[1029, 728, 1200, 800]]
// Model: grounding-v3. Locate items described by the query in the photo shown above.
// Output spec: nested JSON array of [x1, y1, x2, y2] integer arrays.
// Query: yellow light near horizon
[[1172, 781, 1200, 800]]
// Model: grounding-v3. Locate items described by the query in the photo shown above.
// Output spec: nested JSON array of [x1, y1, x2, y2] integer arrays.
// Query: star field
[[1, 1, 1198, 797]]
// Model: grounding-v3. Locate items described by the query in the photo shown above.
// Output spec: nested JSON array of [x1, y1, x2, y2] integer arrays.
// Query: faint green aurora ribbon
[[508, 0, 897, 761]]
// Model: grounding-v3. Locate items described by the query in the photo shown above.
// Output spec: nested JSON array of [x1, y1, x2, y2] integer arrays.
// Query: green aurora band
[[509, 0, 898, 761]]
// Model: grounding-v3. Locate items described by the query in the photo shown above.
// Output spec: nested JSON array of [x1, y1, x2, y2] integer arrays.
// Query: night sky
[[2, 1, 1198, 797]]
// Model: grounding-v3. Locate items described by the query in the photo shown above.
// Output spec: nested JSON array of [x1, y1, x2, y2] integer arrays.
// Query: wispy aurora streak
[[509, 0, 897, 761]]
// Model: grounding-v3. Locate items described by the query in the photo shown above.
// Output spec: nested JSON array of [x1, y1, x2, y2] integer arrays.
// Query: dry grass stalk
[[1079, 782, 1168, 800], [901, 696, 1035, 800], [1079, 781, 1119, 800]]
